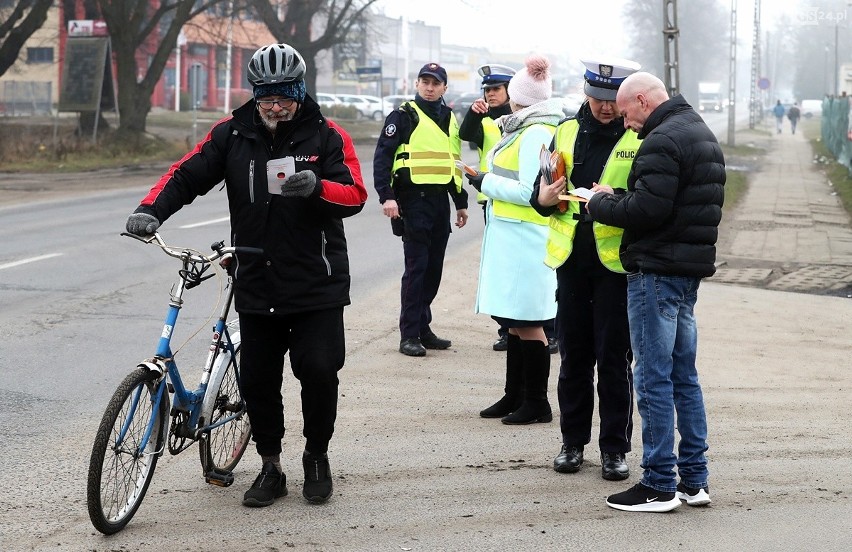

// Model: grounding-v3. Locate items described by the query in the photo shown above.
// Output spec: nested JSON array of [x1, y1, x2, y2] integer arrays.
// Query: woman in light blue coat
[[466, 55, 563, 425]]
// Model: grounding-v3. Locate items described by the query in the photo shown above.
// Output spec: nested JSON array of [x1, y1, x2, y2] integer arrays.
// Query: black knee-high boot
[[480, 334, 524, 418], [501, 338, 552, 425]]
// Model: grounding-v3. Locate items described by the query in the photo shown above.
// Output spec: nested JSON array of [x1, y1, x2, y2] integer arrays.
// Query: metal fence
[[0, 81, 53, 116], [822, 96, 852, 174]]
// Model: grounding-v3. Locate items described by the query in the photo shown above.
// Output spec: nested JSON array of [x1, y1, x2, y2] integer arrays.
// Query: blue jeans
[[627, 272, 709, 493]]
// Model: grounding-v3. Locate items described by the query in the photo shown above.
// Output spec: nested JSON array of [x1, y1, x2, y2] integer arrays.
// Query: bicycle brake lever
[[185, 273, 215, 290]]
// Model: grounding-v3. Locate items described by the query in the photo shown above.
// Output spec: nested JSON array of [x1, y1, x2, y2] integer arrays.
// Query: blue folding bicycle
[[86, 232, 260, 534]]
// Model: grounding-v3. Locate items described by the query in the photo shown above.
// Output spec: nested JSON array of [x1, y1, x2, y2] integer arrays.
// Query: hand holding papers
[[558, 186, 594, 203], [539, 145, 565, 186], [455, 160, 479, 177], [539, 145, 569, 212]]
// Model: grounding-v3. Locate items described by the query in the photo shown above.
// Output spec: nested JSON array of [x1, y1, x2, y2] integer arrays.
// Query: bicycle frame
[[117, 234, 246, 455]]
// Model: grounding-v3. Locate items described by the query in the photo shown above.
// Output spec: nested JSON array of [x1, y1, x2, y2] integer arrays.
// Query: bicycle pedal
[[204, 468, 234, 487]]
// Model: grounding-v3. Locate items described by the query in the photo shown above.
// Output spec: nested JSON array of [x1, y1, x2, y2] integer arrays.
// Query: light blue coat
[[474, 121, 558, 322]]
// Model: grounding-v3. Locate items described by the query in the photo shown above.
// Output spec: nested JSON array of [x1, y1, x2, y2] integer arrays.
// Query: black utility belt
[[396, 184, 450, 195]]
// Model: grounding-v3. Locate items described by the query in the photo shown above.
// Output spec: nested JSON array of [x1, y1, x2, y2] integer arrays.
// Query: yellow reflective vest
[[544, 119, 640, 272], [476, 117, 502, 204], [391, 101, 463, 192], [490, 124, 554, 226]]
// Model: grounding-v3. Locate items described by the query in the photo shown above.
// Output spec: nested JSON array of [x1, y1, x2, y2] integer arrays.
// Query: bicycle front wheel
[[87, 367, 168, 535], [199, 344, 251, 474]]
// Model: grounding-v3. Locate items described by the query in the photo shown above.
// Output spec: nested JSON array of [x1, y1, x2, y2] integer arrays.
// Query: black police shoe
[[420, 330, 451, 350], [601, 452, 630, 481], [553, 444, 584, 473], [492, 335, 508, 351], [399, 338, 426, 357]]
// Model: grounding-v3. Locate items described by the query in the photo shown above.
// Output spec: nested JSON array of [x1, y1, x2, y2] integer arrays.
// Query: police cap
[[580, 57, 641, 101], [478, 63, 515, 89]]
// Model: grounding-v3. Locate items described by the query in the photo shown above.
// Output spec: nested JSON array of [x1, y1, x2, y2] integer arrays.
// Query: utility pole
[[662, 0, 680, 97], [749, 0, 761, 129], [728, 0, 737, 146]]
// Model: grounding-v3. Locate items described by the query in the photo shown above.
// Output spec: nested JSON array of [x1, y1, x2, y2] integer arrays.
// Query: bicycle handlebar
[[121, 232, 264, 263]]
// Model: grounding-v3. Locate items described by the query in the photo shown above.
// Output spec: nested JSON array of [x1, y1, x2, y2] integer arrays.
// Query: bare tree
[[246, 0, 378, 94], [0, 0, 53, 77], [95, 0, 228, 142]]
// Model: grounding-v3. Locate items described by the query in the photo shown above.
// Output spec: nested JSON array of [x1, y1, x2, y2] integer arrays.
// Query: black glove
[[280, 170, 317, 198], [126, 212, 160, 236], [466, 171, 485, 192]]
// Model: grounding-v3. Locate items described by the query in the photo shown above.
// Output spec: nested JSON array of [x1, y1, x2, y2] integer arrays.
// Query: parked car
[[448, 92, 482, 119], [383, 94, 412, 111], [316, 93, 342, 110], [335, 93, 386, 121], [357, 94, 393, 118]]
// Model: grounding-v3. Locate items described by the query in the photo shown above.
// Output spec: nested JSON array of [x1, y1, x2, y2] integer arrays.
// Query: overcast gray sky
[[372, 0, 810, 59]]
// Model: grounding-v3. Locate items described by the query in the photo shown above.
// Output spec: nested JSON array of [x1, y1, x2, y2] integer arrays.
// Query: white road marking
[[179, 217, 229, 229], [0, 253, 63, 271]]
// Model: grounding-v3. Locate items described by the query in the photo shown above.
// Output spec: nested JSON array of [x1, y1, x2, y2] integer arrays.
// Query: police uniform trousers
[[238, 307, 344, 457], [555, 220, 634, 453], [397, 188, 452, 340]]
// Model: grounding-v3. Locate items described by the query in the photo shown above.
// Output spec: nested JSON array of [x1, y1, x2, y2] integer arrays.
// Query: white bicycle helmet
[[247, 43, 306, 86]]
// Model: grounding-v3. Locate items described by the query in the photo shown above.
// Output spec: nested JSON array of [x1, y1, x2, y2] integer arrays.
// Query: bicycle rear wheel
[[199, 344, 251, 474], [87, 367, 168, 535]]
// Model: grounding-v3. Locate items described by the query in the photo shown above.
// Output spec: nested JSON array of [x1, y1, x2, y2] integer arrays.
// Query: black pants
[[555, 223, 633, 453], [398, 191, 451, 339], [238, 308, 344, 457]]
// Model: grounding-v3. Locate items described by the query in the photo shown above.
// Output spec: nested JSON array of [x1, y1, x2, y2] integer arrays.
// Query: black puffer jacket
[[588, 95, 724, 277], [134, 95, 367, 315]]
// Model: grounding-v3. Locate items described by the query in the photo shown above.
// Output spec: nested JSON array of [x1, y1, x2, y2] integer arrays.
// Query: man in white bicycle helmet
[[125, 42, 367, 508]]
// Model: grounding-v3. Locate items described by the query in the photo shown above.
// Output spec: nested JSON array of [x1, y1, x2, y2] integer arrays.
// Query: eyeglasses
[[257, 98, 297, 110]]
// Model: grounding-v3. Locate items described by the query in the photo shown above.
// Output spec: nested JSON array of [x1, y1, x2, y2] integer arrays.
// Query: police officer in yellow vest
[[531, 57, 641, 480], [373, 62, 470, 357], [466, 55, 564, 425]]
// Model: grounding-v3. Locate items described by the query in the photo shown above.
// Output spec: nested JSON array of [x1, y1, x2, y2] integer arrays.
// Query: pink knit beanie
[[507, 55, 552, 107]]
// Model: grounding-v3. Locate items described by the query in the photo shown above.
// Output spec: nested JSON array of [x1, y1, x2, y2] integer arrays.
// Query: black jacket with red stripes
[[134, 95, 367, 315]]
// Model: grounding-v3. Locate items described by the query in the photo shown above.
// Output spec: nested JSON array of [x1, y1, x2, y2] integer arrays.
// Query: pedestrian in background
[[773, 99, 785, 134], [532, 57, 641, 481], [787, 102, 801, 134], [125, 43, 367, 508], [587, 71, 724, 512], [373, 62, 469, 357], [467, 55, 563, 424]]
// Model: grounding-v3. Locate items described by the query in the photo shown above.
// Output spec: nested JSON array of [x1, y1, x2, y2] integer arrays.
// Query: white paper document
[[267, 157, 296, 194]]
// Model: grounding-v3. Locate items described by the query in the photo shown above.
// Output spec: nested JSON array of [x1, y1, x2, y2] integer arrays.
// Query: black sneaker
[[303, 451, 333, 504], [606, 483, 680, 513], [676, 482, 711, 506], [420, 329, 451, 350], [242, 461, 287, 507]]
